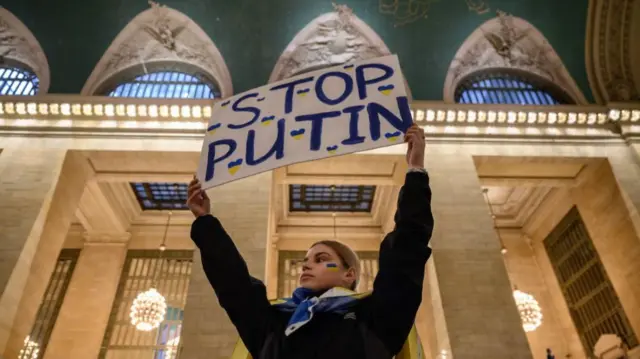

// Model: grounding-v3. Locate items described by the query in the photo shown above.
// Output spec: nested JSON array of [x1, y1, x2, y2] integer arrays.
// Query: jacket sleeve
[[190, 215, 272, 358], [365, 171, 434, 355]]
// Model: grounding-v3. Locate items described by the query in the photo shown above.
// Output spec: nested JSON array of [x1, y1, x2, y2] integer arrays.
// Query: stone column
[[0, 149, 93, 358], [43, 232, 129, 359], [609, 143, 640, 240], [425, 151, 533, 359], [180, 173, 271, 359]]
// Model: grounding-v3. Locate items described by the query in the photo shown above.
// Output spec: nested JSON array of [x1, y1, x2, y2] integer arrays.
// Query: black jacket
[[190, 171, 434, 359]]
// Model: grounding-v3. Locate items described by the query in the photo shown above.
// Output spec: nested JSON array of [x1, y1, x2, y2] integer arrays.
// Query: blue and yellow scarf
[[273, 287, 369, 336], [230, 287, 423, 359]]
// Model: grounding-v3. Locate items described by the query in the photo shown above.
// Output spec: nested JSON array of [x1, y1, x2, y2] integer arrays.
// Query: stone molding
[[586, 0, 639, 103], [83, 231, 131, 245]]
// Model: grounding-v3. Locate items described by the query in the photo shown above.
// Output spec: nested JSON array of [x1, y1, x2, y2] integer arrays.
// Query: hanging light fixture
[[482, 188, 543, 332], [130, 210, 171, 331], [513, 288, 543, 332], [482, 188, 508, 254]]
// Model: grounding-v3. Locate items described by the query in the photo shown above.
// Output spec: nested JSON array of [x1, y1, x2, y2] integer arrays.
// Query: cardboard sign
[[197, 54, 412, 189]]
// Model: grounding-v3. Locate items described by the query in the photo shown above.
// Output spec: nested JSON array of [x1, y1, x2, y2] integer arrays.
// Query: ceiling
[[68, 150, 610, 253], [3, 0, 592, 100], [475, 156, 599, 228], [270, 154, 407, 252]]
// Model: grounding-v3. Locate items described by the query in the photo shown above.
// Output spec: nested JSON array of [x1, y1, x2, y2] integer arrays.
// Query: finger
[[406, 135, 415, 147], [187, 182, 201, 197], [187, 190, 202, 204], [404, 128, 417, 140], [201, 190, 210, 200]]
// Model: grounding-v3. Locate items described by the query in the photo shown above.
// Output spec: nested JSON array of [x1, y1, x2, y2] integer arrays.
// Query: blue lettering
[[355, 63, 394, 100], [228, 93, 261, 129], [246, 118, 286, 166], [270, 76, 314, 114], [295, 111, 341, 151], [315, 72, 353, 106], [366, 96, 413, 140], [205, 139, 237, 181], [341, 105, 366, 146]]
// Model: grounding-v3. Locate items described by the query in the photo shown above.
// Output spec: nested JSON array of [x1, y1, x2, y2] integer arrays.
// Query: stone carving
[[269, 4, 390, 82], [0, 8, 50, 93], [452, 11, 559, 82], [82, 1, 232, 97], [445, 10, 586, 103]]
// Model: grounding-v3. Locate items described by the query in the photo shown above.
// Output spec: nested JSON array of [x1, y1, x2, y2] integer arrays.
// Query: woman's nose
[[302, 263, 311, 272]]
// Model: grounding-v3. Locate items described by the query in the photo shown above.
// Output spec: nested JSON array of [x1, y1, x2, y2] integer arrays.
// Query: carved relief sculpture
[[82, 1, 233, 97], [269, 4, 391, 83], [0, 8, 51, 93], [444, 11, 587, 104]]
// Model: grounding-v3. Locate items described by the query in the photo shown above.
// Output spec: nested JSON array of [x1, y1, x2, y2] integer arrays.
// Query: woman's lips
[[300, 273, 314, 280]]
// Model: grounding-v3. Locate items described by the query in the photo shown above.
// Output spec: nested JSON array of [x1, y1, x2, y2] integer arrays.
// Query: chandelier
[[513, 289, 543, 332], [130, 287, 167, 331], [19, 336, 39, 359], [482, 188, 543, 332], [130, 210, 172, 331]]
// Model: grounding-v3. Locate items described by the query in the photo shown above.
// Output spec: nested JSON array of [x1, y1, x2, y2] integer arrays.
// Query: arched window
[[455, 70, 573, 105], [0, 66, 39, 96], [106, 70, 219, 99]]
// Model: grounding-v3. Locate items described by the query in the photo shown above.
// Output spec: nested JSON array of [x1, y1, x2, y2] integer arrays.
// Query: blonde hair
[[311, 240, 360, 290]]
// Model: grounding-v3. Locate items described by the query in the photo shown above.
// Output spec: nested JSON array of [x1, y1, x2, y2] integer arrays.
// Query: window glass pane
[[455, 71, 566, 105], [19, 250, 80, 359], [99, 251, 194, 359], [289, 185, 376, 213], [131, 183, 189, 210], [108, 70, 218, 99], [544, 208, 639, 353]]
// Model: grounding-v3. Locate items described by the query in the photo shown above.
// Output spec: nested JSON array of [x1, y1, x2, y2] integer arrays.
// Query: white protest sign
[[197, 54, 412, 189]]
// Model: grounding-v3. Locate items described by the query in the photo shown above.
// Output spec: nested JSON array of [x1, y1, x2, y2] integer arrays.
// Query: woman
[[187, 124, 433, 359]]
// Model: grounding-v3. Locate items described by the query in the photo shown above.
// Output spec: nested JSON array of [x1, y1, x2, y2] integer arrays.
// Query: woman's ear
[[343, 267, 357, 288]]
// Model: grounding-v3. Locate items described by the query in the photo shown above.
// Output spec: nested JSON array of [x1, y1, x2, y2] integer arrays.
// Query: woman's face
[[299, 244, 356, 291]]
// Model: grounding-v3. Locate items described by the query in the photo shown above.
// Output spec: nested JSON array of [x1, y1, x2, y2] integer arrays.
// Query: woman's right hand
[[187, 176, 211, 218]]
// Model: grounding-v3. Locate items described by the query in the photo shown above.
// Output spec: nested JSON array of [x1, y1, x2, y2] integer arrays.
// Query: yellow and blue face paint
[[326, 262, 340, 272]]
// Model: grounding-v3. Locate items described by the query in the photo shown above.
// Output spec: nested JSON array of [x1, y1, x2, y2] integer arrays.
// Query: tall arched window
[[0, 66, 40, 96], [454, 70, 574, 105], [105, 70, 219, 99]]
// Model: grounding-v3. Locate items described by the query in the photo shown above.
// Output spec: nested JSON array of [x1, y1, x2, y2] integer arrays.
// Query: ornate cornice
[[0, 7, 50, 93], [0, 95, 637, 143]]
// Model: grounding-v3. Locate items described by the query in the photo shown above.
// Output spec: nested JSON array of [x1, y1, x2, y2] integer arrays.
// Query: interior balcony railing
[[0, 95, 638, 141]]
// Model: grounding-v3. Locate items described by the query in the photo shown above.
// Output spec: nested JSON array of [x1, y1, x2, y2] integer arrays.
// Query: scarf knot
[[274, 287, 362, 336]]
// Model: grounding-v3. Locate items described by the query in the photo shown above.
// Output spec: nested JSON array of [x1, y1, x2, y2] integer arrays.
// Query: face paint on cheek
[[326, 263, 340, 272]]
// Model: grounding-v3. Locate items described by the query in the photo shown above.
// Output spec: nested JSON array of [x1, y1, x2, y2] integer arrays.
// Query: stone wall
[[0, 148, 93, 358]]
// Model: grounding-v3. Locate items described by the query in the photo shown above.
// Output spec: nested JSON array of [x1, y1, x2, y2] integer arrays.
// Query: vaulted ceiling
[[2, 0, 595, 100]]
